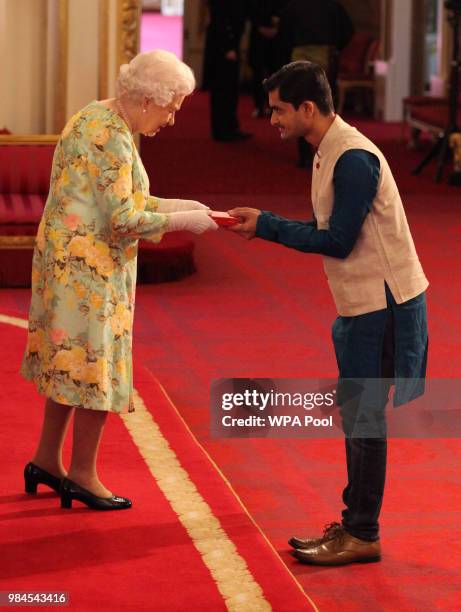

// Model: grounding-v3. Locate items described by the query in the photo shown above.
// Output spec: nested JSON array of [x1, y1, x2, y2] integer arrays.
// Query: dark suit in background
[[277, 0, 354, 165], [247, 1, 289, 116], [278, 0, 354, 84], [203, 0, 250, 141]]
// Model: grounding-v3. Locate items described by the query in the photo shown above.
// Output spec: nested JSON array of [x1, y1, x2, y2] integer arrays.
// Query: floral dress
[[21, 101, 168, 413]]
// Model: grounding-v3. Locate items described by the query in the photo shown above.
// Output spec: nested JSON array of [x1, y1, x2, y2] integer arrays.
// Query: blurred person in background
[[278, 0, 354, 166], [203, 0, 253, 141], [248, 0, 288, 118]]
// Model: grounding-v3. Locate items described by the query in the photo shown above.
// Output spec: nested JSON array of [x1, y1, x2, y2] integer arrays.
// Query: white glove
[[156, 198, 210, 213], [165, 210, 218, 234]]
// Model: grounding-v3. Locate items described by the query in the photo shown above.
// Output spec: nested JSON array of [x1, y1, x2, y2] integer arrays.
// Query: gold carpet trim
[[155, 380, 319, 612], [0, 313, 305, 611], [122, 390, 272, 612], [0, 314, 28, 329]]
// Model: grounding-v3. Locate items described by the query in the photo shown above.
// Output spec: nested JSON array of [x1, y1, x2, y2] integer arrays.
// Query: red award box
[[210, 211, 241, 227]]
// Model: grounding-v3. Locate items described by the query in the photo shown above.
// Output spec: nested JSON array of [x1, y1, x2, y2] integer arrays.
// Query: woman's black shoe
[[24, 462, 62, 494], [60, 478, 132, 510]]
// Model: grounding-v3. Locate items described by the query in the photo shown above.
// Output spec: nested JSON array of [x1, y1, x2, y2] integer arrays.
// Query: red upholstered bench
[[403, 91, 461, 147], [0, 136, 55, 286], [411, 105, 454, 129], [0, 135, 195, 287]]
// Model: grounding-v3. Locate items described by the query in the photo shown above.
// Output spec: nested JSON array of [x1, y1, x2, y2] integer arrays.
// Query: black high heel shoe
[[24, 462, 62, 494], [60, 478, 132, 510]]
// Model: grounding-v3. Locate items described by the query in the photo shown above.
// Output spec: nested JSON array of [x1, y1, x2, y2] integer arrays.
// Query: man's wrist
[[255, 211, 272, 239]]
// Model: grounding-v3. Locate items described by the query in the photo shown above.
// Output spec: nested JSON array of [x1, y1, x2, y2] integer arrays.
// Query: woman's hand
[[165, 210, 218, 234], [156, 198, 210, 213]]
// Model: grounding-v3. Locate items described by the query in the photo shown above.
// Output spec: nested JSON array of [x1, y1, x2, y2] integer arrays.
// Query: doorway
[[140, 0, 184, 58]]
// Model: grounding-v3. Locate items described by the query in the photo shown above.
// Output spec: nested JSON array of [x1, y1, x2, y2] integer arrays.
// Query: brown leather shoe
[[294, 531, 381, 566], [288, 522, 344, 550]]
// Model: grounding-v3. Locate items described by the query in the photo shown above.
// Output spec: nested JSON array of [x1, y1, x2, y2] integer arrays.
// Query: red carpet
[[1, 92, 460, 610], [0, 320, 312, 611]]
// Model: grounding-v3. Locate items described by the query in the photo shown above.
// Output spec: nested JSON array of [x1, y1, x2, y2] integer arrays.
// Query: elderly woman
[[21, 50, 217, 510]]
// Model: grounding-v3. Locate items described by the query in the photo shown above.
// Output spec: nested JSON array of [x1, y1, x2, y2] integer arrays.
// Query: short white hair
[[116, 50, 196, 106]]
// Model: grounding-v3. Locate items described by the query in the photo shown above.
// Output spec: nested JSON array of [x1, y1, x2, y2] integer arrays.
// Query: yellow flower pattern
[[21, 101, 168, 413]]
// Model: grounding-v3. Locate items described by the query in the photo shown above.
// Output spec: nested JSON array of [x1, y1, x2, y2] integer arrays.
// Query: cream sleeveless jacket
[[312, 115, 428, 316]]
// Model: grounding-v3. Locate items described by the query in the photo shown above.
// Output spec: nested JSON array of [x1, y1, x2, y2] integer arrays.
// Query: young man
[[229, 61, 428, 566]]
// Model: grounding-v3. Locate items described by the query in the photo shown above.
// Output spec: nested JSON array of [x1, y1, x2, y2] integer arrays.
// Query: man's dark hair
[[263, 61, 334, 115]]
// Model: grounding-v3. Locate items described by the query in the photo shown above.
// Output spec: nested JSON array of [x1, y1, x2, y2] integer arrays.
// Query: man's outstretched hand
[[227, 208, 262, 240]]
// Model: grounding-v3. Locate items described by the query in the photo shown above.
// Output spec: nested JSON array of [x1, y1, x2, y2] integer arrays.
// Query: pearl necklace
[[116, 98, 133, 133]]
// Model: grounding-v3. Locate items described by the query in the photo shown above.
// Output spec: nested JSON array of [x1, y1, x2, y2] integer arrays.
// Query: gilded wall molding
[[117, 0, 141, 68], [98, 0, 110, 99], [55, 0, 69, 133]]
